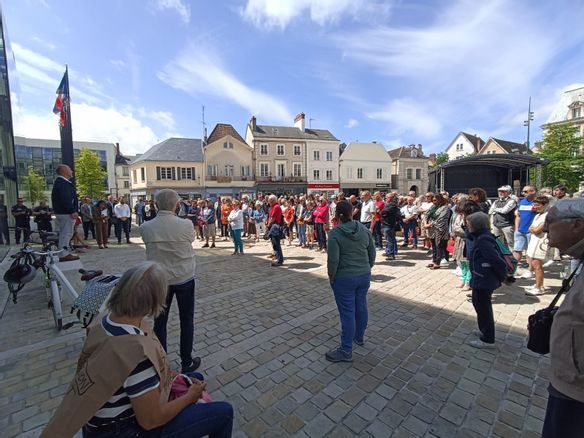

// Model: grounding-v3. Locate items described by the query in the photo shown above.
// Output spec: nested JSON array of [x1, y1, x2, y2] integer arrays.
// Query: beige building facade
[[129, 138, 205, 201], [204, 124, 255, 198], [542, 86, 584, 153], [387, 144, 429, 195]]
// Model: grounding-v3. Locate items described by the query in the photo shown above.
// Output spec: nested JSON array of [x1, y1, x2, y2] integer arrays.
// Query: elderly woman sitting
[[42, 262, 233, 438]]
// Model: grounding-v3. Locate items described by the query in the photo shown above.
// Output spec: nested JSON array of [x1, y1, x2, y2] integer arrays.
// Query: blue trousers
[[543, 384, 584, 438], [402, 221, 418, 246], [297, 223, 307, 245], [332, 274, 371, 353], [232, 228, 243, 253], [382, 226, 398, 256], [83, 373, 233, 438], [270, 225, 284, 264], [154, 279, 195, 367]]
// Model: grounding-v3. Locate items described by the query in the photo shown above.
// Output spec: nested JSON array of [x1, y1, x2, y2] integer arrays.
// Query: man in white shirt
[[114, 197, 132, 244], [401, 196, 419, 248], [418, 192, 435, 250], [360, 191, 376, 232]]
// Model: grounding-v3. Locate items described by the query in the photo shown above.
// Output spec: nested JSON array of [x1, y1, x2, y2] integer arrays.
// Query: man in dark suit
[[51, 164, 79, 262]]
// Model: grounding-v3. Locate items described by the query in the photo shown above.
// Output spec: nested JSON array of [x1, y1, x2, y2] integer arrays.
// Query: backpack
[[493, 238, 517, 283]]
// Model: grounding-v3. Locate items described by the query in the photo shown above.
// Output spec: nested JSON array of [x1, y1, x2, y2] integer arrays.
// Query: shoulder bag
[[527, 261, 583, 354]]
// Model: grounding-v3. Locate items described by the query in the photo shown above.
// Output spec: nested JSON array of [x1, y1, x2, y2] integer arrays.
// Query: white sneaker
[[520, 271, 534, 279], [469, 339, 496, 349], [440, 259, 449, 267], [525, 287, 545, 296], [543, 260, 554, 268], [455, 266, 462, 277]]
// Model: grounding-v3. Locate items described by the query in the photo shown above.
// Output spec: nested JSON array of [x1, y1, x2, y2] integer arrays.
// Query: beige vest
[[41, 318, 171, 437]]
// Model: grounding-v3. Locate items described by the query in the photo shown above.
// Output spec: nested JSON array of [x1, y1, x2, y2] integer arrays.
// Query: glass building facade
[[0, 6, 17, 208], [13, 143, 107, 192]]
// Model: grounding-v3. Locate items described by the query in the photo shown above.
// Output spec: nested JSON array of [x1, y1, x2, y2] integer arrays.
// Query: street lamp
[[524, 96, 535, 150]]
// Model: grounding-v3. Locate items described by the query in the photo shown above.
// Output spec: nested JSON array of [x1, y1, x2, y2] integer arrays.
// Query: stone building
[[387, 144, 429, 195]]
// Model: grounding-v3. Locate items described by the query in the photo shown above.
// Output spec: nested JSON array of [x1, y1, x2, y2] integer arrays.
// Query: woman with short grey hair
[[155, 189, 180, 212], [44, 262, 234, 437], [465, 212, 508, 349]]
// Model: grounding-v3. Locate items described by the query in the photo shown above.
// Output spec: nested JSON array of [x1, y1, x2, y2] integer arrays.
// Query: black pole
[[60, 66, 75, 183]]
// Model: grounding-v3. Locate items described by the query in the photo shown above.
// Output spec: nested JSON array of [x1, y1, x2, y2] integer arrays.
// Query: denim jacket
[[467, 229, 507, 290]]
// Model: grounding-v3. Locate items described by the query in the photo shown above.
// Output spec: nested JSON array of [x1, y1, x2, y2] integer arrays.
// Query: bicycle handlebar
[[32, 249, 65, 257]]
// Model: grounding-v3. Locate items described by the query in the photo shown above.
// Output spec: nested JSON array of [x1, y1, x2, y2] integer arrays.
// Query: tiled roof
[[461, 132, 485, 152], [491, 138, 529, 154], [132, 138, 204, 163], [387, 145, 427, 159], [206, 123, 246, 145], [251, 125, 338, 142]]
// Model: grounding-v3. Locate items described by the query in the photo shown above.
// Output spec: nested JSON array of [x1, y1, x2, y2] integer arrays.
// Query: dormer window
[[410, 149, 418, 158], [573, 107, 582, 119], [223, 142, 234, 149]]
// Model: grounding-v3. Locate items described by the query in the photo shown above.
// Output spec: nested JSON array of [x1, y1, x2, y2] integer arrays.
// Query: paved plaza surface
[[0, 231, 564, 437]]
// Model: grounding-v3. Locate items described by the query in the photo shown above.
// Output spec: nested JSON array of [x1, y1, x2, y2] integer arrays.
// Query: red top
[[283, 206, 295, 224], [314, 204, 329, 224], [375, 200, 385, 221], [268, 204, 283, 225]]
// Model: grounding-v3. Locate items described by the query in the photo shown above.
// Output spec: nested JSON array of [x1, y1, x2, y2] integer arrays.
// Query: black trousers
[[82, 220, 95, 239], [543, 385, 584, 438], [0, 219, 10, 244], [432, 238, 448, 264], [315, 223, 327, 250], [115, 219, 130, 242], [471, 288, 495, 343], [15, 223, 30, 244]]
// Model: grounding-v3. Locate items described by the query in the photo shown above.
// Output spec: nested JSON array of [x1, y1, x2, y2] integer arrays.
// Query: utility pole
[[524, 97, 534, 150], [309, 118, 316, 129], [202, 105, 207, 144]]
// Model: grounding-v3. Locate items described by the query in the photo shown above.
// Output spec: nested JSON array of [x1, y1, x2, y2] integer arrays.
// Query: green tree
[[22, 166, 46, 206], [536, 123, 584, 191], [75, 148, 107, 199], [431, 152, 449, 167]]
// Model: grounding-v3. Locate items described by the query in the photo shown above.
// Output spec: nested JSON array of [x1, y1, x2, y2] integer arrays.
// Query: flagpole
[[59, 65, 75, 184]]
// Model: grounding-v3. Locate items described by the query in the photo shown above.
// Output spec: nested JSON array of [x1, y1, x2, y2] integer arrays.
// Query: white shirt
[[114, 203, 131, 218], [360, 199, 375, 223], [228, 209, 244, 230], [401, 204, 418, 219], [420, 201, 433, 218]]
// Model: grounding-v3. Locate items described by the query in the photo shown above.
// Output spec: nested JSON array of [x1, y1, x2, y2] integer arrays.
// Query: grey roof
[[252, 125, 338, 142], [460, 132, 485, 152], [132, 138, 204, 163]]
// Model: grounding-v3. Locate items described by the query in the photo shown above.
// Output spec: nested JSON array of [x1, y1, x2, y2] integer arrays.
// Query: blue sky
[[5, 0, 584, 155]]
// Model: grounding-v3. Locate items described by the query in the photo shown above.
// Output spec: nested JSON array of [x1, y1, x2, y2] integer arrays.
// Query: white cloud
[[158, 42, 292, 124], [13, 104, 160, 155], [136, 108, 177, 131], [110, 59, 126, 70], [367, 98, 443, 139], [332, 0, 584, 142], [151, 0, 191, 24], [241, 0, 390, 29], [32, 36, 55, 51], [345, 118, 359, 128]]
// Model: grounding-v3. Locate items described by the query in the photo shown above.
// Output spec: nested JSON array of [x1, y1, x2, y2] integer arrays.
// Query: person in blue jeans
[[228, 200, 244, 255], [326, 200, 376, 362], [43, 262, 233, 438], [381, 193, 400, 259], [514, 185, 538, 277]]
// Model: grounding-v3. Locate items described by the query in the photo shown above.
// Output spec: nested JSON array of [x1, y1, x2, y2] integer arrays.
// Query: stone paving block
[[303, 413, 334, 438], [291, 387, 312, 404], [439, 402, 467, 426], [294, 401, 320, 423], [375, 383, 398, 400], [282, 414, 305, 434], [343, 412, 369, 434], [354, 401, 378, 421], [401, 414, 429, 436], [366, 419, 394, 437], [324, 399, 352, 422]]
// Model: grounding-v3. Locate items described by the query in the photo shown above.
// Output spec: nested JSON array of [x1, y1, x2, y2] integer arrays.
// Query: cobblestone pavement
[[0, 231, 564, 437]]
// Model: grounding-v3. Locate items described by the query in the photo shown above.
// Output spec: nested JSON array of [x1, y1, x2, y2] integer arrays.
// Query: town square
[[0, 1, 584, 437]]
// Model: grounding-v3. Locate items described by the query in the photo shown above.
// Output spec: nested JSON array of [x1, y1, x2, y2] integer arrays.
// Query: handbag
[[169, 374, 212, 403], [71, 275, 120, 328], [527, 261, 583, 354]]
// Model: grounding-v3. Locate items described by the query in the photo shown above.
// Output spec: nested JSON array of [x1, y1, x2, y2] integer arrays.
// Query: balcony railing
[[205, 175, 253, 182], [257, 176, 307, 183]]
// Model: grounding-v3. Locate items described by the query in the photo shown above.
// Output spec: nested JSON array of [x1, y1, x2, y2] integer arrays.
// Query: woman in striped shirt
[[44, 262, 233, 438]]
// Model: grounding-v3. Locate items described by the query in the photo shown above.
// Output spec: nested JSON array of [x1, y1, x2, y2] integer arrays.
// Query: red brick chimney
[[294, 112, 305, 132]]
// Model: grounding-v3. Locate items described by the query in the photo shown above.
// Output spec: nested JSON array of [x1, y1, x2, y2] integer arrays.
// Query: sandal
[[428, 264, 441, 270]]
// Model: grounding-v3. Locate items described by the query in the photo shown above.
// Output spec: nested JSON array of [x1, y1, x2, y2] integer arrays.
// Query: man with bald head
[[51, 164, 79, 262]]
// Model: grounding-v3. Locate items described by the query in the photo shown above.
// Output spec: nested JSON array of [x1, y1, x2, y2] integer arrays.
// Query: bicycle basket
[[71, 275, 120, 328]]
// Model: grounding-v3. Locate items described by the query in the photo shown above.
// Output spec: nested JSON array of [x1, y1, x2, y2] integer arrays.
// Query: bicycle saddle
[[79, 269, 103, 281]]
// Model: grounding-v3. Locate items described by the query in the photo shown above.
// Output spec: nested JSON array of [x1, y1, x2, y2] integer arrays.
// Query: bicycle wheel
[[49, 280, 63, 330]]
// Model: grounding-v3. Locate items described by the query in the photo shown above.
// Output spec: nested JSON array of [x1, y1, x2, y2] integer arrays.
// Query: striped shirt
[[87, 315, 160, 428]]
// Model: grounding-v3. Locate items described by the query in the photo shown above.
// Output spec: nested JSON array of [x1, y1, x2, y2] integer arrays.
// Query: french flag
[[53, 68, 70, 128]]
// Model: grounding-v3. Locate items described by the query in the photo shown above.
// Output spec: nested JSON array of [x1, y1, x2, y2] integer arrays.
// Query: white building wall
[[306, 140, 340, 185], [445, 133, 476, 160]]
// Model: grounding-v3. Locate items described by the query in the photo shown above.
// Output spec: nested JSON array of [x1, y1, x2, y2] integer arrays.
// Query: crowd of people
[[10, 162, 583, 437]]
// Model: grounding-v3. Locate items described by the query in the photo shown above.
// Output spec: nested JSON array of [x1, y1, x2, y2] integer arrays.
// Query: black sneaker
[[202, 243, 209, 248], [271, 262, 283, 267], [211, 243, 216, 248], [181, 357, 201, 373], [353, 339, 364, 346], [325, 348, 353, 362]]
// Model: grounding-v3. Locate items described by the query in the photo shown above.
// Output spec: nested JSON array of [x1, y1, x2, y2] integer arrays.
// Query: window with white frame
[[313, 169, 320, 180], [326, 151, 333, 161], [140, 168, 145, 182], [347, 167, 353, 179], [293, 163, 302, 177], [293, 144, 301, 156], [276, 144, 285, 156], [276, 163, 285, 177], [260, 162, 269, 177], [223, 142, 234, 149], [132, 170, 137, 184], [415, 168, 422, 179], [224, 165, 234, 176], [326, 170, 332, 181], [181, 167, 193, 180], [160, 167, 173, 179], [376, 168, 383, 179], [260, 144, 268, 155], [207, 164, 218, 176], [357, 168, 363, 179], [406, 168, 413, 179], [573, 107, 581, 119], [313, 150, 320, 161], [241, 165, 251, 177], [124, 181, 130, 188], [122, 166, 129, 176]]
